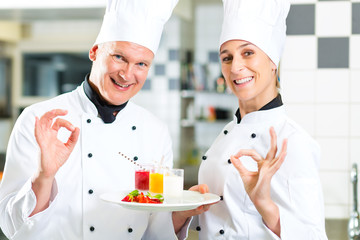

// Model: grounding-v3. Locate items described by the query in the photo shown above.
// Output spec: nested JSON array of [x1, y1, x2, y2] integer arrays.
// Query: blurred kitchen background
[[0, 0, 359, 239]]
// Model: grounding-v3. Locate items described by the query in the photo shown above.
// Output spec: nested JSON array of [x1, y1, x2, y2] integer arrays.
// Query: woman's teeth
[[234, 76, 253, 84]]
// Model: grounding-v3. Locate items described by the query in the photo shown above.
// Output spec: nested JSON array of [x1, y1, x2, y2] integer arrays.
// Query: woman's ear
[[89, 45, 99, 61], [271, 61, 277, 72]]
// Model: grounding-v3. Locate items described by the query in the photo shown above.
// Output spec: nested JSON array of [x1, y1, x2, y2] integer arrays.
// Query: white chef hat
[[95, 0, 179, 54], [219, 0, 290, 68]]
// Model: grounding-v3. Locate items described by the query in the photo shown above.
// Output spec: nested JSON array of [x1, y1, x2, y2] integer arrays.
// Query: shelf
[[181, 89, 234, 98], [181, 90, 195, 98], [181, 119, 232, 127], [195, 119, 231, 124], [180, 119, 195, 127], [179, 89, 238, 178]]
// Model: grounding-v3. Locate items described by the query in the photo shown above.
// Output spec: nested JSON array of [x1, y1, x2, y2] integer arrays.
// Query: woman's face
[[88, 41, 154, 105], [219, 40, 277, 109]]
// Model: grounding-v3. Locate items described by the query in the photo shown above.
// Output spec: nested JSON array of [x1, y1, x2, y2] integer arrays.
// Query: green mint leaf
[[129, 190, 139, 197], [153, 194, 164, 200]]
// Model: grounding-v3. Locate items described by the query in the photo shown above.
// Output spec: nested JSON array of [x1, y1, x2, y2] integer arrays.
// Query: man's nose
[[119, 64, 132, 81]]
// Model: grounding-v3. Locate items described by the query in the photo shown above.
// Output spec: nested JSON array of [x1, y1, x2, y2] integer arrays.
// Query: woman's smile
[[233, 76, 254, 85]]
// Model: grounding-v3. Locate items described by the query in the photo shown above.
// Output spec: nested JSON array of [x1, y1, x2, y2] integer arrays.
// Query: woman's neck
[[238, 88, 278, 118]]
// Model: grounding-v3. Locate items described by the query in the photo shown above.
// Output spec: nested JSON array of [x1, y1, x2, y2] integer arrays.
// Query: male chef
[[0, 0, 209, 239]]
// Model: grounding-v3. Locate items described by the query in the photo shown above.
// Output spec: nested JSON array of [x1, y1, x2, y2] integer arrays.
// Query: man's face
[[88, 41, 154, 105]]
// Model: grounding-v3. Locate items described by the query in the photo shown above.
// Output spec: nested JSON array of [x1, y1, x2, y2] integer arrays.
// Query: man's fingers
[[198, 184, 209, 194], [40, 109, 68, 122], [66, 127, 80, 150], [189, 184, 209, 194], [52, 118, 76, 132]]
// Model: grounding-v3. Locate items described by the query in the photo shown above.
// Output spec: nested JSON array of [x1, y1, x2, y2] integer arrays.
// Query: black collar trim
[[235, 94, 283, 124], [83, 74, 128, 123]]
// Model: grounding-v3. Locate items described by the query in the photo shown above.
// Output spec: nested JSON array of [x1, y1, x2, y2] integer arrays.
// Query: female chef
[[196, 0, 328, 239], [0, 0, 208, 239]]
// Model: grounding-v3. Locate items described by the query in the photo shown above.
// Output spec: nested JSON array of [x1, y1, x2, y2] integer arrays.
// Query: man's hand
[[34, 109, 80, 178], [31, 109, 79, 216], [172, 184, 217, 234]]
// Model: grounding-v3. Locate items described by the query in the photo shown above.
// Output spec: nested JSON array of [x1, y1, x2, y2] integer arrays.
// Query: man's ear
[[89, 45, 99, 61]]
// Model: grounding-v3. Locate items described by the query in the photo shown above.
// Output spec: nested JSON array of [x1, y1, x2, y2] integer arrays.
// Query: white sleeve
[[0, 108, 58, 239], [275, 178, 328, 240], [142, 212, 177, 240], [176, 216, 192, 240], [263, 133, 328, 240]]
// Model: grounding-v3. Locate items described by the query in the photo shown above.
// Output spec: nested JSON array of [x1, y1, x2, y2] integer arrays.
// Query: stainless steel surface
[[188, 220, 347, 240], [349, 163, 360, 240]]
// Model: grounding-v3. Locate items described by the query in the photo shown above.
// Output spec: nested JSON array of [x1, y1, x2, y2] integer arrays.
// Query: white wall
[[194, 1, 360, 220]]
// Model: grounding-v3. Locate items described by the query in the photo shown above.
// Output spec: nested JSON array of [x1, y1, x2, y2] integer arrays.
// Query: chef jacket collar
[[235, 94, 283, 124], [83, 75, 128, 123]]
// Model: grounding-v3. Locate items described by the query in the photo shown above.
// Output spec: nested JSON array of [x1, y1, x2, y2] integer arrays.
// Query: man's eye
[[113, 54, 123, 61], [138, 62, 148, 67]]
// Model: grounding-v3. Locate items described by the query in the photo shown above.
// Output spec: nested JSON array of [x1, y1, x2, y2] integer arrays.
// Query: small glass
[[163, 168, 184, 201], [135, 164, 152, 191], [149, 166, 164, 194]]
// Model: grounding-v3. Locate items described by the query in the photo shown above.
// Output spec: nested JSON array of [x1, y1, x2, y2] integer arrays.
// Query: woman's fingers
[[230, 155, 252, 176], [232, 149, 263, 175], [233, 149, 262, 162], [270, 139, 288, 170], [266, 127, 278, 160]]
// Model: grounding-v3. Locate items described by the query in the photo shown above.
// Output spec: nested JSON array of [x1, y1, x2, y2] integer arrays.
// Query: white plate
[[100, 190, 220, 212]]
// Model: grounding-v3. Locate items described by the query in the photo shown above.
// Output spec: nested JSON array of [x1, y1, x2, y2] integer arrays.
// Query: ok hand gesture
[[230, 127, 287, 207], [34, 109, 80, 178]]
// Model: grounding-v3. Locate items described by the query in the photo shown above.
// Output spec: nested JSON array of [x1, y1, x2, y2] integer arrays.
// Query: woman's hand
[[230, 126, 287, 236], [34, 109, 80, 178], [172, 184, 216, 234]]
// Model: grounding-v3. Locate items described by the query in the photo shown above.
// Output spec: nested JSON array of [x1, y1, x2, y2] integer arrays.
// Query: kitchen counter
[[0, 219, 350, 239], [187, 219, 349, 240], [325, 219, 348, 240]]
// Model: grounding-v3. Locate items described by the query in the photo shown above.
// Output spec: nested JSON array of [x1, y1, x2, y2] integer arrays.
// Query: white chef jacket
[[197, 106, 328, 239], [0, 83, 181, 240]]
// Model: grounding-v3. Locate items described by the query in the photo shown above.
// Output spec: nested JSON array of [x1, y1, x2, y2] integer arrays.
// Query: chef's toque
[[219, 0, 290, 67], [95, 0, 179, 54]]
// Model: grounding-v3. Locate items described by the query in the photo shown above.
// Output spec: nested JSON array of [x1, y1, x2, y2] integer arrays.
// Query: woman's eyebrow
[[219, 42, 253, 55]]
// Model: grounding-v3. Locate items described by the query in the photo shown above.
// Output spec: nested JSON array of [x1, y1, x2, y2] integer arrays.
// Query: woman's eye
[[221, 56, 231, 62], [244, 51, 254, 56]]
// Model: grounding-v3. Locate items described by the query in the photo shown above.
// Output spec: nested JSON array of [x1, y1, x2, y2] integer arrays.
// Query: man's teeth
[[235, 77, 253, 84], [114, 80, 130, 88]]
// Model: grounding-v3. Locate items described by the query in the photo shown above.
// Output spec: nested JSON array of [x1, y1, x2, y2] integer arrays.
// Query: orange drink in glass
[[149, 167, 164, 194]]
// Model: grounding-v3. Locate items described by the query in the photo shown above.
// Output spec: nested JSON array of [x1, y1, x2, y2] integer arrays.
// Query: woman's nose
[[231, 58, 245, 73]]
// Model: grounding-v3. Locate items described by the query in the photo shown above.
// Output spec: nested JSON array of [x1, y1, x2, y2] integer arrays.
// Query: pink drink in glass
[[135, 170, 150, 191]]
